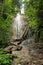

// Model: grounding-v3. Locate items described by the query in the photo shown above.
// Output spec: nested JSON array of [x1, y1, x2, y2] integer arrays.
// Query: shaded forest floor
[[4, 38, 43, 65]]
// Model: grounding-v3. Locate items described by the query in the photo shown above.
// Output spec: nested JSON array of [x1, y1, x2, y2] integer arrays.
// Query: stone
[[15, 46, 22, 51]]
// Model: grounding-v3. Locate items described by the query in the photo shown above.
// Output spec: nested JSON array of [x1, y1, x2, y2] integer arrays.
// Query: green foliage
[[39, 30, 43, 42], [4, 0, 14, 16], [24, 0, 43, 42], [12, 0, 20, 15], [0, 0, 20, 46], [0, 16, 11, 46], [0, 48, 12, 65]]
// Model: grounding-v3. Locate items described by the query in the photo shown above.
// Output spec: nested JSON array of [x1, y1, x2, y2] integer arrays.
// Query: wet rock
[[12, 54, 18, 58], [4, 46, 14, 53], [41, 64, 43, 65], [15, 46, 22, 51]]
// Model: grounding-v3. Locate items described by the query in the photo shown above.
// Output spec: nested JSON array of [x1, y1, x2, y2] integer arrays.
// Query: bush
[[24, 0, 43, 42], [0, 16, 11, 47], [0, 48, 12, 65]]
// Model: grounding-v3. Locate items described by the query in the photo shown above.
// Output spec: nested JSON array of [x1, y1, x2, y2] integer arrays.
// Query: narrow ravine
[[4, 0, 43, 65], [10, 2, 31, 64], [10, 1, 43, 65], [4, 6, 43, 65], [0, 0, 43, 65]]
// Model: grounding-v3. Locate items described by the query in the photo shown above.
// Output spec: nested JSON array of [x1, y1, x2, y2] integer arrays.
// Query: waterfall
[[15, 13, 21, 39]]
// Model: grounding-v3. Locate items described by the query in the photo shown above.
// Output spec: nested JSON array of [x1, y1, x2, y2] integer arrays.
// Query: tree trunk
[[1, 0, 4, 16]]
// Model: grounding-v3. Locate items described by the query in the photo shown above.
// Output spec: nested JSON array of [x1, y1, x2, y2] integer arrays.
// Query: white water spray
[[15, 13, 21, 38]]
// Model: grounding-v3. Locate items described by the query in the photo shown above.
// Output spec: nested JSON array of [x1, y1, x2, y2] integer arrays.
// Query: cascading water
[[15, 0, 24, 39], [15, 13, 21, 39]]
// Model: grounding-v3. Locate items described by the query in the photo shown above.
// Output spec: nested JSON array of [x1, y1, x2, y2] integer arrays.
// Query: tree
[[0, 0, 20, 47], [24, 0, 43, 42]]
